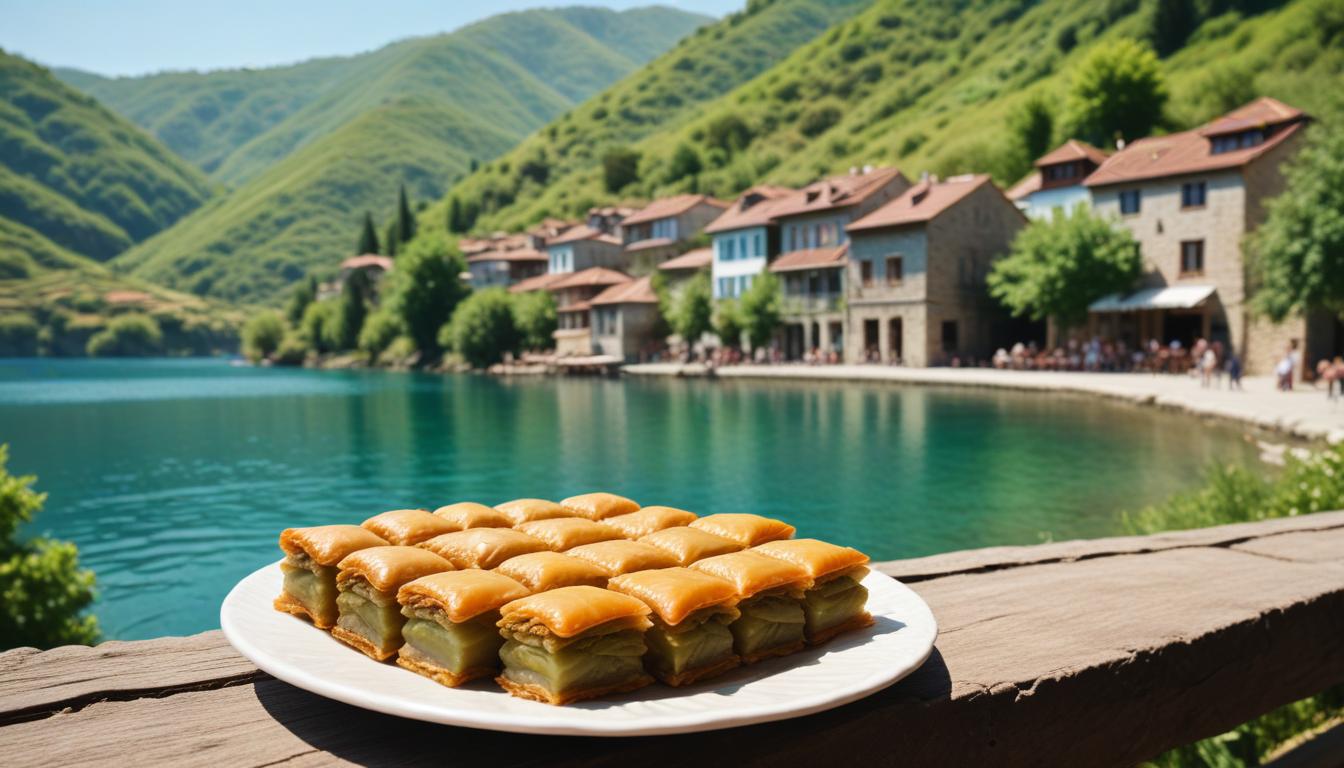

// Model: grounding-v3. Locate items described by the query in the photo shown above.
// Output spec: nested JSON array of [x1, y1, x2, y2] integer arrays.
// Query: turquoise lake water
[[0, 357, 1262, 640]]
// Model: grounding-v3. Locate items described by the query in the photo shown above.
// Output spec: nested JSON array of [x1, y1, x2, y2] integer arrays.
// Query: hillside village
[[327, 95, 1335, 378]]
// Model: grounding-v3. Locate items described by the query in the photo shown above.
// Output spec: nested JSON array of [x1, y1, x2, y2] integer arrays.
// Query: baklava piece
[[275, 525, 388, 629], [495, 498, 571, 525], [494, 551, 611, 592], [640, 526, 743, 566], [362, 508, 459, 545], [609, 568, 741, 686], [755, 539, 873, 644], [690, 513, 795, 547], [515, 517, 622, 551], [496, 586, 653, 705], [419, 528, 548, 570], [559, 492, 640, 521], [331, 546, 453, 660], [604, 506, 698, 539], [691, 551, 813, 664], [396, 570, 529, 687], [432, 502, 512, 530], [565, 540, 678, 577]]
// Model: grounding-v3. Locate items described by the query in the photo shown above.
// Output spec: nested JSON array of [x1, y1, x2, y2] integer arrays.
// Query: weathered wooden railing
[[3, 512, 1343, 767]]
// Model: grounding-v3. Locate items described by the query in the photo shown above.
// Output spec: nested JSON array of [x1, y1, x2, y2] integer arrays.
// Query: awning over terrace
[[1089, 285, 1216, 313]]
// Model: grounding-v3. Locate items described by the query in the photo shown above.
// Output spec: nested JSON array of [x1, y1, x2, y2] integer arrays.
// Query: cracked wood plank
[[2, 513, 1342, 767]]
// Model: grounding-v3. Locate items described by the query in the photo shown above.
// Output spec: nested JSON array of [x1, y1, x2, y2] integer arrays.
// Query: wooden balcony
[[4, 511, 1342, 767]]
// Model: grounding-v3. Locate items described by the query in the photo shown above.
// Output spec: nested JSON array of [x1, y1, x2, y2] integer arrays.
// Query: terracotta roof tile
[[624, 237, 676, 252], [1006, 171, 1041, 201], [769, 167, 907, 219], [848, 175, 995, 232], [1198, 96, 1304, 137], [557, 300, 594, 314], [704, 185, 797, 233], [465, 248, 547, 264], [768, 244, 848, 273], [550, 224, 621, 246], [657, 247, 713, 272], [509, 272, 566, 293], [340, 255, 394, 271], [1035, 140, 1109, 168], [591, 276, 658, 306], [1084, 121, 1304, 188], [620, 194, 727, 226], [547, 267, 631, 290]]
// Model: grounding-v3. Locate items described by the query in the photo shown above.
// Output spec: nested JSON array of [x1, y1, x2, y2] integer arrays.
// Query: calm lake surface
[[0, 358, 1261, 640]]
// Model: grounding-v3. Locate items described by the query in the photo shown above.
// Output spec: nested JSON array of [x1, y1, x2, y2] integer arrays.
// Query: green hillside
[[59, 6, 710, 185], [433, 0, 1344, 235], [0, 50, 213, 261]]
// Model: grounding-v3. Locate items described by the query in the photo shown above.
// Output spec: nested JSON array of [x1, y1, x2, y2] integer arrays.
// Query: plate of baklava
[[220, 493, 937, 735]]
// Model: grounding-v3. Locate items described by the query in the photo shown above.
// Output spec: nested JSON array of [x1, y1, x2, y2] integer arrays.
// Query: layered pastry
[[690, 551, 813, 663], [496, 586, 654, 704], [362, 508, 459, 545], [565, 540, 678, 577], [494, 551, 611, 592], [690, 513, 795, 547], [495, 498, 571, 525], [755, 539, 873, 644], [275, 525, 388, 629], [559, 492, 640, 521], [640, 526, 743, 566], [331, 546, 453, 660], [514, 517, 622, 551], [608, 568, 741, 686], [396, 570, 529, 687], [432, 502, 512, 530], [419, 528, 548, 570], [604, 506, 698, 539]]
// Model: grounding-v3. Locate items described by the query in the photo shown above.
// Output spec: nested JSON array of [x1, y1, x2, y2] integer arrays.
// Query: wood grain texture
[[3, 513, 1342, 767]]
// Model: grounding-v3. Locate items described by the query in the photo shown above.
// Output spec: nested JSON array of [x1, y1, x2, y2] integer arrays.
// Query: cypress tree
[[357, 211, 380, 255], [447, 197, 464, 233], [385, 221, 399, 258], [396, 185, 417, 244]]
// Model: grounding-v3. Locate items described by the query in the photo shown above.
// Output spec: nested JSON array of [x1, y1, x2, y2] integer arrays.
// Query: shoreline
[[624, 363, 1344, 445]]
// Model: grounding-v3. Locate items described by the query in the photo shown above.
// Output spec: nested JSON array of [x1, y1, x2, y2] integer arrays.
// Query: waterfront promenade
[[624, 364, 1344, 444]]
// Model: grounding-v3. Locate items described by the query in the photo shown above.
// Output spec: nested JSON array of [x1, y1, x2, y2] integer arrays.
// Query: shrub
[[357, 309, 401, 361], [666, 142, 704, 183], [602, 147, 641, 193], [241, 311, 285, 363], [442, 288, 519, 369], [86, 314, 163, 357], [798, 102, 843, 138], [272, 332, 308, 366], [298, 300, 341, 354], [0, 314, 40, 356], [512, 290, 557, 351], [0, 445, 99, 649], [740, 271, 782, 350]]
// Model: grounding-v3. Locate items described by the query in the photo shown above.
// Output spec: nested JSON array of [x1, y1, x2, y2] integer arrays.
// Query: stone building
[[845, 175, 1026, 366], [619, 194, 726, 274], [589, 276, 661, 362], [546, 267, 631, 356]]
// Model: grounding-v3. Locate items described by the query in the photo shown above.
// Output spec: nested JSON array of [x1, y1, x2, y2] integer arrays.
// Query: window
[[860, 260, 874, 287], [1119, 190, 1141, 215], [885, 256, 903, 285], [1181, 181, 1206, 208], [1211, 130, 1265, 154], [754, 233, 764, 257], [1180, 240, 1205, 274], [725, 239, 735, 261]]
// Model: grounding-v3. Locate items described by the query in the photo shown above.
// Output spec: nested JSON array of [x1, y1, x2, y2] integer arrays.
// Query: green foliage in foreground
[[988, 206, 1143, 327], [0, 445, 99, 650], [241, 311, 285, 363], [1127, 444, 1344, 767], [85, 314, 163, 357], [442, 288, 520, 369]]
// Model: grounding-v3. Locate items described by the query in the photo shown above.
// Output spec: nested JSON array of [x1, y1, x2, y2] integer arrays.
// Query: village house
[[465, 237, 548, 289], [546, 267, 631, 356], [705, 185, 793, 300], [618, 194, 727, 274], [319, 254, 393, 300], [655, 246, 712, 288], [767, 167, 911, 360], [545, 207, 629, 275], [1008, 140, 1109, 220], [1082, 96, 1336, 375], [589, 276, 661, 362], [845, 174, 1026, 366]]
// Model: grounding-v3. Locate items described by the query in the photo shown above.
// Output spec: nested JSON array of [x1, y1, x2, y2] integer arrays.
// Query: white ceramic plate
[[220, 562, 937, 736]]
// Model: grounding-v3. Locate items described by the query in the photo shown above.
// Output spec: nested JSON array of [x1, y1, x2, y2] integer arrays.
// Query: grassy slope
[[0, 50, 213, 261], [96, 7, 710, 305], [436, 0, 1344, 234], [420, 0, 874, 234]]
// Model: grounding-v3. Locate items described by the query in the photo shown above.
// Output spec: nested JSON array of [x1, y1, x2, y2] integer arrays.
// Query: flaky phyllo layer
[[335, 577, 405, 656], [280, 552, 340, 626]]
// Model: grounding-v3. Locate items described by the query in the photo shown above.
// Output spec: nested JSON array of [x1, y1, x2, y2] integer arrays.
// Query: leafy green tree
[[987, 206, 1142, 328], [715, 297, 745, 349], [442, 288, 519, 368], [666, 143, 704, 183], [0, 315, 40, 356], [1009, 94, 1055, 168], [383, 232, 469, 359], [285, 276, 317, 326], [299, 300, 341, 354], [0, 445, 99, 649], [241, 311, 285, 363], [272, 332, 309, 366], [1063, 39, 1167, 147], [704, 114, 754, 155], [358, 309, 402, 361], [740, 271, 782, 350], [384, 220, 399, 258], [357, 211, 380, 255], [336, 269, 370, 350], [396, 185, 417, 245], [667, 270, 714, 346], [86, 314, 163, 357], [1148, 0, 1196, 57], [603, 147, 641, 193], [512, 290, 557, 351], [1250, 117, 1344, 322], [447, 197, 465, 233]]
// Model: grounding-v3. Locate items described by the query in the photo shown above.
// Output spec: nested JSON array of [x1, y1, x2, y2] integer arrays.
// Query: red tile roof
[[624, 237, 676, 252], [1035, 140, 1109, 168], [657, 247, 713, 272], [465, 248, 546, 264], [557, 300, 594, 314], [704, 185, 797, 233], [848, 175, 996, 232], [547, 267, 631, 290], [769, 167, 907, 219], [1198, 96, 1304, 137], [550, 224, 622, 246], [620, 194, 727, 226], [1006, 171, 1041, 201], [768, 244, 848, 273], [591, 276, 658, 306], [340, 255, 394, 271], [509, 272, 566, 293]]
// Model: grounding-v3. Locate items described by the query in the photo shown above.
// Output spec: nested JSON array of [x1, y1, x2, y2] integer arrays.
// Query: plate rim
[[221, 561, 937, 736]]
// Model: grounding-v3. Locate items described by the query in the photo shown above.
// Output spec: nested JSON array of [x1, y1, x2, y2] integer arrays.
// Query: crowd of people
[[990, 337, 1243, 383]]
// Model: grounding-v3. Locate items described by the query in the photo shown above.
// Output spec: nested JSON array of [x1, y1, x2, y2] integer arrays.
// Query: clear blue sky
[[0, 0, 740, 76]]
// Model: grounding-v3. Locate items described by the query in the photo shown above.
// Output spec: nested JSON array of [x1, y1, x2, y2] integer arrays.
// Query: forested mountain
[[430, 0, 1344, 235]]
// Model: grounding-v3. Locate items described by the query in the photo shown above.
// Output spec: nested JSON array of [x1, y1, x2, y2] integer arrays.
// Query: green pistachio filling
[[498, 629, 647, 695], [644, 618, 734, 679], [399, 611, 503, 676], [281, 560, 339, 625], [731, 593, 805, 659], [801, 576, 869, 638], [336, 584, 403, 653]]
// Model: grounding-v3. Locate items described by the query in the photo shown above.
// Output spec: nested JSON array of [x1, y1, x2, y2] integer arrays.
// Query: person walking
[[1226, 353, 1243, 390]]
